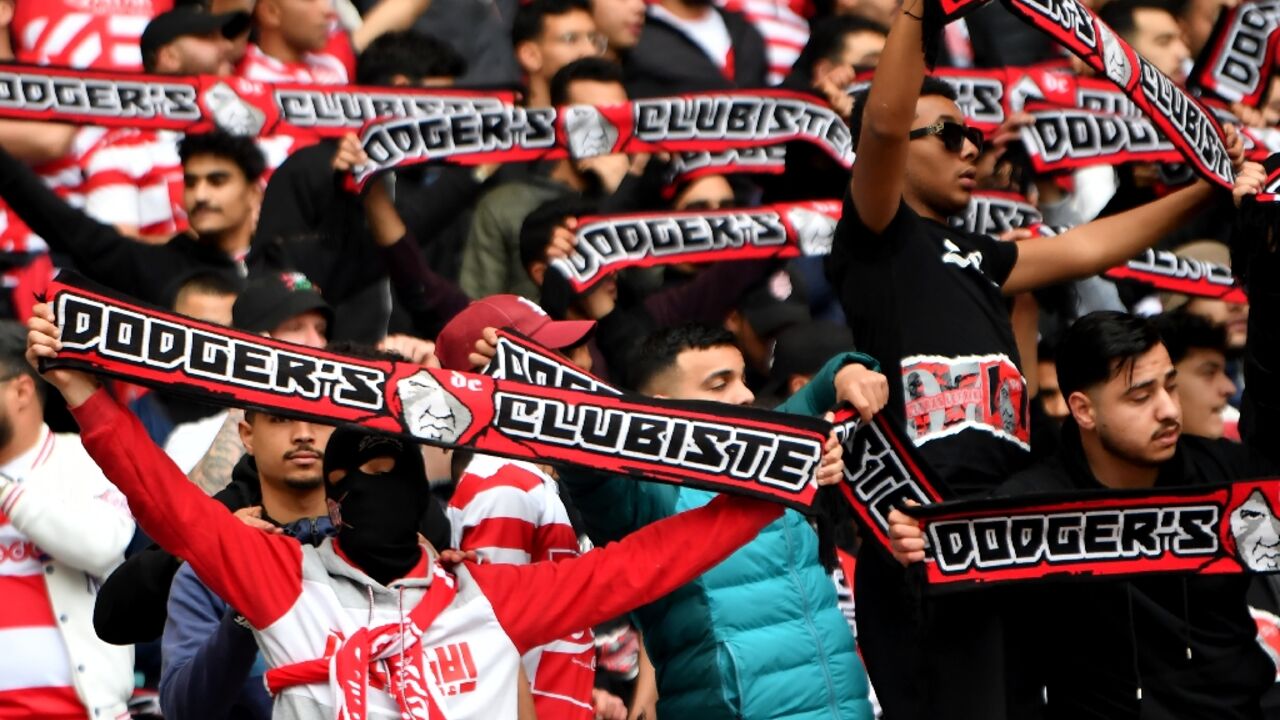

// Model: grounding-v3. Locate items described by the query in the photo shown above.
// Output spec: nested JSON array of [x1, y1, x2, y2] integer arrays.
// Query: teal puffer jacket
[[561, 352, 876, 720]]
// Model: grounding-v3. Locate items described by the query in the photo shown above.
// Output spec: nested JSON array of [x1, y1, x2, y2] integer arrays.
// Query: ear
[[516, 42, 542, 76], [0, 0, 14, 28], [528, 260, 547, 286], [238, 418, 255, 456], [1067, 390, 1096, 431], [156, 44, 181, 73], [723, 309, 743, 334], [11, 373, 35, 412], [787, 374, 809, 396]]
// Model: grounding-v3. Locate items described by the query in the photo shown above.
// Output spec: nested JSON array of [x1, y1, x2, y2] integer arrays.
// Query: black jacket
[[623, 7, 767, 98], [0, 146, 243, 308], [999, 427, 1276, 720]]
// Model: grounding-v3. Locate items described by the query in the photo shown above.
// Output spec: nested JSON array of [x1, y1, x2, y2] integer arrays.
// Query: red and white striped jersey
[[236, 42, 351, 85], [449, 455, 596, 720], [0, 430, 82, 719], [80, 129, 186, 238], [13, 0, 173, 72], [719, 0, 811, 85]]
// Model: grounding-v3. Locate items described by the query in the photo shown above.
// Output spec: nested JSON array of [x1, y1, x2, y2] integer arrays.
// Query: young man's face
[[522, 10, 604, 83], [836, 29, 886, 70], [1128, 8, 1190, 83], [1075, 344, 1182, 467], [161, 32, 236, 76], [240, 414, 335, 491], [174, 288, 236, 326], [262, 0, 332, 53], [270, 309, 328, 348], [903, 95, 980, 218], [1037, 359, 1069, 421], [1174, 346, 1236, 439], [183, 154, 259, 240], [1184, 298, 1249, 351], [648, 345, 755, 406], [592, 0, 645, 52]]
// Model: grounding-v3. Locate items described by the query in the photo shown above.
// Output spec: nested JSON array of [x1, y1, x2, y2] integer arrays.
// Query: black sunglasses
[[909, 120, 984, 155]]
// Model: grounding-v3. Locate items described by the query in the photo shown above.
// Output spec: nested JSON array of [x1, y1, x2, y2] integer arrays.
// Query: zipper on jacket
[[782, 515, 844, 718]]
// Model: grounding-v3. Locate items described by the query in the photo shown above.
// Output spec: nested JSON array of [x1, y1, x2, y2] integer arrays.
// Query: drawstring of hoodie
[[1181, 578, 1193, 661], [1125, 584, 1143, 701]]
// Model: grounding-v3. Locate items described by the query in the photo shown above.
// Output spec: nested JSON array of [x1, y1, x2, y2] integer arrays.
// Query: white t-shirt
[[650, 4, 733, 71]]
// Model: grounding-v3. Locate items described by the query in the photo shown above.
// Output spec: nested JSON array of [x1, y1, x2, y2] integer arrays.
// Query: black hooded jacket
[[623, 6, 767, 98], [999, 426, 1277, 720]]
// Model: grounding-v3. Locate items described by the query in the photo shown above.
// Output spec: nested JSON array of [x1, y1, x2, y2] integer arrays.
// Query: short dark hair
[[512, 0, 591, 46], [1056, 311, 1163, 398], [356, 30, 466, 85], [179, 131, 266, 183], [1098, 0, 1176, 42], [549, 57, 624, 107], [1154, 311, 1228, 364], [792, 15, 888, 79], [177, 271, 241, 299], [0, 321, 43, 402], [848, 76, 957, 152], [626, 324, 739, 392]]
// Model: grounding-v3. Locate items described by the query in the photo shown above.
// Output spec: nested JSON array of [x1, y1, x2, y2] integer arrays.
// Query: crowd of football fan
[[1, 0, 1279, 718]]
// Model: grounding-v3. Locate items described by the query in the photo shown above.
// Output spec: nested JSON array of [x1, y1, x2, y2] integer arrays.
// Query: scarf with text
[[349, 91, 854, 188], [549, 200, 841, 294], [0, 63, 513, 138], [1188, 0, 1280, 107], [546, 193, 1245, 302], [918, 0, 1236, 188], [40, 273, 830, 510]]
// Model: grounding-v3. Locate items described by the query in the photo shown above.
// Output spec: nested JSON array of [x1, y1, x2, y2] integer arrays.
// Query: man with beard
[[0, 321, 135, 718], [24, 303, 844, 719], [835, 5, 1246, 717], [0, 130, 264, 308]]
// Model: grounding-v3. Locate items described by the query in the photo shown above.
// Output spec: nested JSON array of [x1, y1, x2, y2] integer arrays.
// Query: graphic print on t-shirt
[[901, 353, 1029, 451]]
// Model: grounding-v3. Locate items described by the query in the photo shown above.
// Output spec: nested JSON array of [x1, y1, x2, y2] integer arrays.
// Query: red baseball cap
[[436, 295, 596, 371]]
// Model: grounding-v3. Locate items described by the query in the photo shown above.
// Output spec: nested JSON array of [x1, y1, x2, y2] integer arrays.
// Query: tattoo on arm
[[187, 409, 246, 495]]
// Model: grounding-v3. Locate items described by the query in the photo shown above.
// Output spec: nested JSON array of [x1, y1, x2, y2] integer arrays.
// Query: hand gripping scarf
[[546, 192, 1247, 303], [348, 90, 854, 188], [39, 272, 829, 510], [0, 63, 513, 138], [924, 0, 1236, 188]]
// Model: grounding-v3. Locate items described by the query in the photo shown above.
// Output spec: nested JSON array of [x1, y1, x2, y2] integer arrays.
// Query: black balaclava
[[324, 427, 430, 586]]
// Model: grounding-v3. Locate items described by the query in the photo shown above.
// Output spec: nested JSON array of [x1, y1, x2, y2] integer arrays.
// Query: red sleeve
[[71, 390, 303, 629], [468, 493, 782, 653]]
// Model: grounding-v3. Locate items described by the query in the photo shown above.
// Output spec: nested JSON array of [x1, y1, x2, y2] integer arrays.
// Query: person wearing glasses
[[829, 3, 1247, 720], [513, 0, 609, 110]]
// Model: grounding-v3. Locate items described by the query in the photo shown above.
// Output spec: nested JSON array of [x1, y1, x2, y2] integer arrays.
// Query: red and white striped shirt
[[0, 429, 82, 719], [13, 0, 173, 72], [719, 0, 811, 85], [449, 455, 596, 720], [236, 42, 351, 86], [79, 129, 186, 238]]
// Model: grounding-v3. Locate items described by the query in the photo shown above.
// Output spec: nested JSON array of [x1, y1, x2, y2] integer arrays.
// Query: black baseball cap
[[769, 321, 856, 385], [141, 6, 252, 65], [233, 272, 333, 334], [741, 269, 811, 339]]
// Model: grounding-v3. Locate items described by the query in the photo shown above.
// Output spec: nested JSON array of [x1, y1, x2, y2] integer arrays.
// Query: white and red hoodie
[[71, 390, 782, 719]]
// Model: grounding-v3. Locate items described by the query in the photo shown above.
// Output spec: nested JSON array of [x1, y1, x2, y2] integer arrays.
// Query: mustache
[[284, 444, 324, 460], [189, 202, 220, 214], [1150, 422, 1181, 440]]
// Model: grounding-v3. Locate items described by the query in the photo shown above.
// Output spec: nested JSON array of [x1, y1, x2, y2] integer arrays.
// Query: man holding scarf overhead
[[21, 299, 845, 720], [832, 0, 1247, 716]]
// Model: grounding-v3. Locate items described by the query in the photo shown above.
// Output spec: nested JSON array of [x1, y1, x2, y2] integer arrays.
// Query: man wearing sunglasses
[[828, 3, 1247, 720]]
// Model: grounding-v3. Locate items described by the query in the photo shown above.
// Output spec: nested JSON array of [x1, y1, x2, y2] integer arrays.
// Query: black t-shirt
[[826, 197, 1028, 496]]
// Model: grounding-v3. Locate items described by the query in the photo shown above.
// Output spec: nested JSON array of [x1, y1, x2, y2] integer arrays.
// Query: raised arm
[[27, 305, 303, 630], [849, 2, 928, 234], [1003, 127, 1244, 295], [469, 493, 783, 653]]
